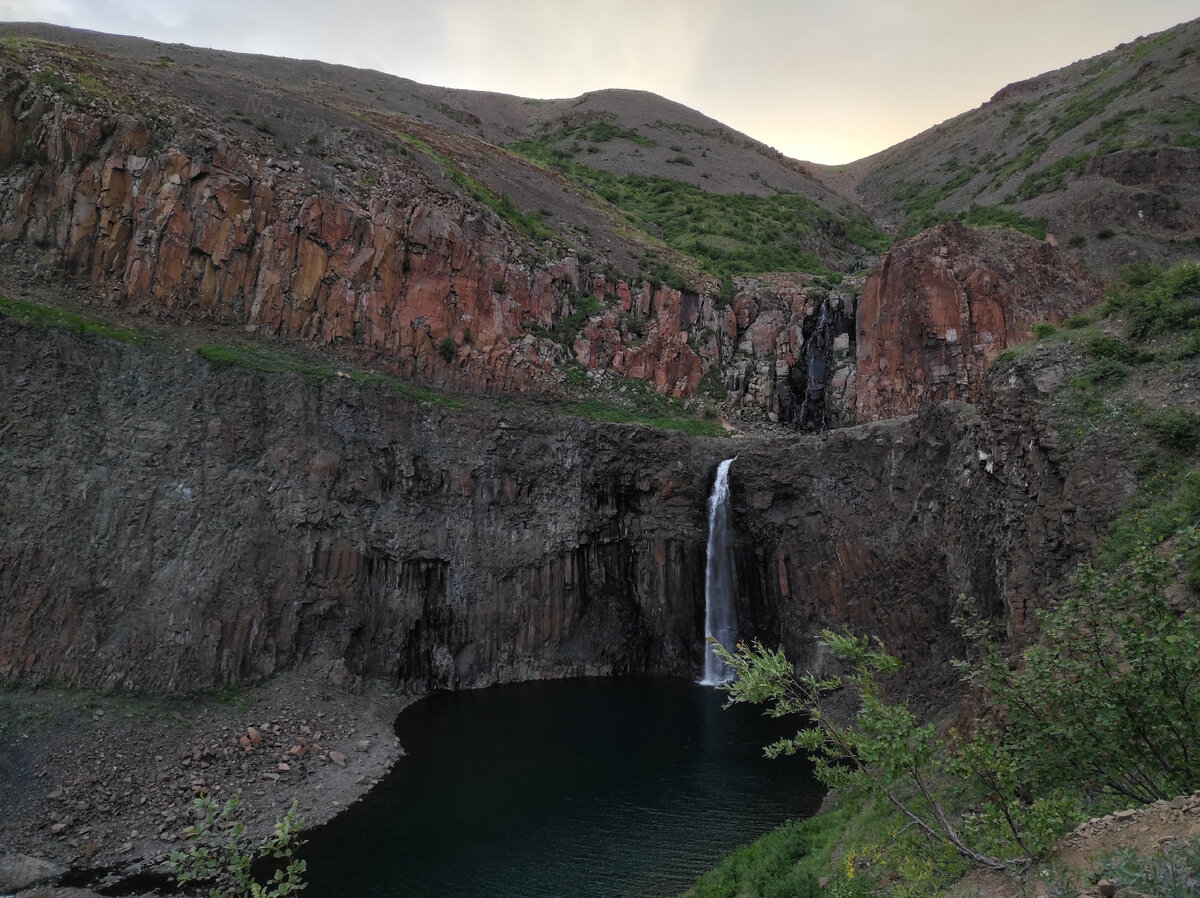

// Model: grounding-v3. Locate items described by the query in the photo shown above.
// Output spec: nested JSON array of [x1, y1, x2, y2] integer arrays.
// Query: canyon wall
[[0, 318, 1130, 693]]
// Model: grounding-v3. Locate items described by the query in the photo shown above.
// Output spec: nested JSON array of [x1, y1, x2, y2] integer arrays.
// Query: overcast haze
[[2, 1, 1198, 163]]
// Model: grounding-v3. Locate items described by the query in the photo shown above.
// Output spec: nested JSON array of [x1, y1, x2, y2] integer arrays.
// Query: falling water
[[700, 458, 738, 686]]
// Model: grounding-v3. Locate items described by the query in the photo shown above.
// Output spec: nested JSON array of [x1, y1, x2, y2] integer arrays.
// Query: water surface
[[301, 676, 823, 898]]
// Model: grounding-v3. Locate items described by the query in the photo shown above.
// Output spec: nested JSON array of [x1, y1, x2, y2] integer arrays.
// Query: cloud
[[438, 0, 727, 99], [1, 0, 1197, 163]]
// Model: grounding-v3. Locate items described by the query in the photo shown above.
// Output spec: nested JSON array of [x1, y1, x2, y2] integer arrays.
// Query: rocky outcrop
[[854, 221, 1100, 422], [0, 67, 580, 394], [0, 64, 859, 425], [0, 317, 1129, 695], [1087, 146, 1200, 189]]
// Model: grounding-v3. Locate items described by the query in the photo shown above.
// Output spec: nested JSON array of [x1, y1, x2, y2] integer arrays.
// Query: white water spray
[[700, 458, 738, 686]]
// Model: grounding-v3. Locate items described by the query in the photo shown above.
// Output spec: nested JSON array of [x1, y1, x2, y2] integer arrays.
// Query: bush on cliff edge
[[704, 528, 1200, 896]]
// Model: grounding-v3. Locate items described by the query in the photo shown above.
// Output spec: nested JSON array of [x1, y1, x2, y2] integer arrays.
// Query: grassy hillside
[[843, 17, 1200, 276]]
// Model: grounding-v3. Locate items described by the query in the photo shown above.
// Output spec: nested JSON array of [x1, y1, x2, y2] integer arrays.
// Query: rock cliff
[[855, 221, 1100, 422], [0, 60, 855, 425], [0, 317, 1128, 694]]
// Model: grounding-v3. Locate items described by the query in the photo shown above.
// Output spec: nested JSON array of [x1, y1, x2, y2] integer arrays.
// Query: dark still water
[[301, 676, 824, 898]]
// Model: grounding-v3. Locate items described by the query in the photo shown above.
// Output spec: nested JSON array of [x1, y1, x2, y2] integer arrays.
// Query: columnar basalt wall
[[0, 67, 863, 421], [0, 321, 738, 691], [0, 320, 1131, 695]]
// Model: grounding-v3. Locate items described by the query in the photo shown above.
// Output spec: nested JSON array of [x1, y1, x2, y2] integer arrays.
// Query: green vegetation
[[706, 526, 1200, 896], [1084, 107, 1146, 154], [1159, 97, 1200, 147], [528, 115, 656, 150], [898, 184, 1047, 238], [1016, 152, 1092, 200], [1097, 839, 1200, 897], [369, 124, 553, 243], [558, 374, 726, 437], [196, 339, 723, 436], [1103, 260, 1200, 338], [895, 171, 972, 234], [170, 797, 306, 898], [0, 294, 142, 344], [684, 808, 853, 898], [196, 343, 463, 408], [510, 135, 888, 277], [695, 259, 1200, 895], [532, 292, 601, 345], [957, 204, 1047, 239]]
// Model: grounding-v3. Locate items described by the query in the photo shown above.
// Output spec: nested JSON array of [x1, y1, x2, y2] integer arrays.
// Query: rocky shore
[[0, 666, 412, 896]]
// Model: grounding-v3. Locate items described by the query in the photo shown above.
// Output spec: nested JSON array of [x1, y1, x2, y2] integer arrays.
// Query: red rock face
[[855, 220, 1101, 421], [0, 74, 580, 394], [0, 71, 829, 414]]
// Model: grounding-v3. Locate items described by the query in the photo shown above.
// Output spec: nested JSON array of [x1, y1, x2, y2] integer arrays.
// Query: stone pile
[[0, 672, 406, 877]]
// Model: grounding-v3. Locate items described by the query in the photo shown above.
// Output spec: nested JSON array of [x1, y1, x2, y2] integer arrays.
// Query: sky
[[2, 1, 1198, 164]]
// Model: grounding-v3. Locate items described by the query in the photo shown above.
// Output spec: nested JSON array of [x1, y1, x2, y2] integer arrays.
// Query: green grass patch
[[366, 122, 553, 244], [509, 139, 886, 277], [1104, 261, 1200, 338], [1016, 152, 1092, 200], [1098, 463, 1200, 572], [0, 294, 142, 344], [1084, 107, 1145, 152], [904, 202, 1046, 240], [196, 343, 463, 407], [683, 805, 849, 898], [558, 374, 725, 437]]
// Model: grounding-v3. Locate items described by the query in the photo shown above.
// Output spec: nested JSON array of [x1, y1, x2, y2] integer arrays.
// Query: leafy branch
[[170, 796, 307, 898]]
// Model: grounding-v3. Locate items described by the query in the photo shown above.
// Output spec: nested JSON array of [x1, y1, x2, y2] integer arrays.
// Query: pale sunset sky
[[1, 0, 1197, 163]]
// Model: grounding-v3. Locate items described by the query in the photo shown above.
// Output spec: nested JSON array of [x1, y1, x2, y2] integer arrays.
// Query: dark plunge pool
[[299, 676, 824, 898]]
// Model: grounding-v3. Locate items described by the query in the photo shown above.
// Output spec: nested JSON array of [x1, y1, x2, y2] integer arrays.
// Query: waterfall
[[700, 458, 738, 686]]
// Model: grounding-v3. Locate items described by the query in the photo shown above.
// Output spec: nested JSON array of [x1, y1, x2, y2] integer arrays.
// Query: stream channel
[[300, 675, 825, 897]]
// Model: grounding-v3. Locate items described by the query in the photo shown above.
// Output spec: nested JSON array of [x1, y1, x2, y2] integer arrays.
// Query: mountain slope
[[0, 18, 1195, 431], [839, 17, 1200, 276]]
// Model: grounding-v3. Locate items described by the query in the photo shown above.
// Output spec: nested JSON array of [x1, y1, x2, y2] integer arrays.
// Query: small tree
[[719, 633, 1023, 872], [957, 528, 1200, 805], [170, 796, 307, 898], [718, 528, 1200, 886]]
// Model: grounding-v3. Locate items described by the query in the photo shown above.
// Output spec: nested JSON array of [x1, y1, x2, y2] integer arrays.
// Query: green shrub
[[1143, 406, 1200, 453], [1016, 153, 1091, 200], [1106, 261, 1200, 339], [718, 529, 1200, 894], [1096, 839, 1200, 898], [1099, 466, 1200, 571], [437, 335, 456, 362], [170, 797, 306, 898], [1178, 328, 1200, 359], [1062, 310, 1095, 329], [1031, 322, 1057, 339], [1077, 357, 1130, 387], [962, 530, 1200, 805], [1085, 333, 1152, 364]]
